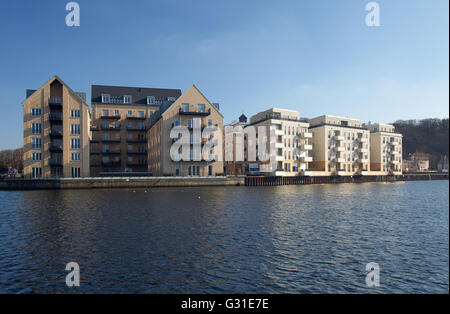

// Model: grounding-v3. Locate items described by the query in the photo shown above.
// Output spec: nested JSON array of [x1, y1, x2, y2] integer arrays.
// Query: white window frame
[[102, 94, 110, 103]]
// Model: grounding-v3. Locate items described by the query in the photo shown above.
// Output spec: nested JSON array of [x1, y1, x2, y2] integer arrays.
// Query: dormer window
[[124, 95, 132, 104], [102, 94, 110, 103], [147, 96, 155, 105], [168, 97, 176, 102]]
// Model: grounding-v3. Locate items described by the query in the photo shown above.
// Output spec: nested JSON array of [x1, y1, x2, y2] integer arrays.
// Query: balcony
[[127, 163, 148, 168], [335, 146, 345, 152], [179, 108, 211, 116], [127, 138, 147, 143], [391, 150, 402, 156], [300, 144, 313, 151], [49, 114, 62, 122], [101, 115, 121, 120], [358, 147, 369, 153], [336, 158, 346, 163], [127, 151, 147, 155], [50, 145, 63, 152], [101, 138, 121, 143], [102, 161, 121, 167], [358, 137, 369, 143], [126, 127, 147, 131], [275, 129, 283, 136], [334, 135, 345, 141], [334, 170, 347, 176], [359, 158, 369, 163], [50, 130, 63, 138], [102, 150, 121, 155], [275, 155, 284, 162], [300, 156, 313, 163], [101, 125, 121, 130], [49, 160, 62, 167], [300, 132, 313, 139], [49, 97, 62, 107], [275, 142, 283, 149], [126, 115, 146, 120]]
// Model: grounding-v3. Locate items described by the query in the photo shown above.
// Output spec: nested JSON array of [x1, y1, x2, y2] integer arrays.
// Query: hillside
[[394, 118, 449, 169]]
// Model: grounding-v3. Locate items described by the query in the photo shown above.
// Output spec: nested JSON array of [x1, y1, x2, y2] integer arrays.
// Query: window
[[198, 104, 205, 112], [114, 110, 119, 116], [71, 110, 80, 118], [147, 96, 155, 105], [32, 167, 42, 178], [32, 123, 42, 134], [32, 138, 42, 149], [71, 124, 80, 135], [71, 138, 81, 149], [71, 167, 81, 178], [102, 94, 110, 103], [102, 109, 109, 117], [181, 103, 189, 112], [174, 118, 180, 126], [208, 119, 212, 126], [128, 110, 133, 116], [138, 111, 145, 118], [71, 153, 81, 161], [175, 165, 180, 176], [208, 165, 213, 176], [32, 152, 42, 161], [32, 108, 42, 116], [124, 95, 132, 104]]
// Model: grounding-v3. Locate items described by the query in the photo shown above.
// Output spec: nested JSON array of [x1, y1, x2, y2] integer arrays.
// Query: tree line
[[0, 148, 23, 174], [394, 118, 449, 169]]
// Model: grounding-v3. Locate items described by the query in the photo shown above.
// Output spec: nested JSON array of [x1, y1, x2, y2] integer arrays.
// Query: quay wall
[[244, 173, 449, 186], [0, 176, 245, 190], [0, 173, 447, 190]]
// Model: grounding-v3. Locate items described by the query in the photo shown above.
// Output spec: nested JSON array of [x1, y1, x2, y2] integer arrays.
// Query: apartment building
[[223, 114, 248, 176], [309, 115, 370, 176], [147, 85, 223, 176], [246, 108, 312, 176], [90, 85, 182, 176], [22, 76, 90, 178], [367, 123, 403, 175]]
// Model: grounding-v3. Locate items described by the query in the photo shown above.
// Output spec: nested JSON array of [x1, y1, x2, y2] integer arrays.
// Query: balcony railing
[[50, 130, 63, 138], [179, 108, 211, 116], [101, 138, 121, 143], [126, 115, 146, 120], [126, 127, 147, 131], [102, 150, 121, 155], [101, 125, 121, 130], [102, 161, 121, 167], [49, 160, 62, 167], [49, 114, 62, 122], [127, 138, 147, 143], [50, 145, 63, 152], [49, 97, 62, 107], [127, 151, 147, 155], [127, 162, 147, 168], [101, 115, 121, 119]]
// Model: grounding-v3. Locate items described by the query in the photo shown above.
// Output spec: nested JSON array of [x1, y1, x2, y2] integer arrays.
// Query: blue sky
[[0, 0, 448, 149]]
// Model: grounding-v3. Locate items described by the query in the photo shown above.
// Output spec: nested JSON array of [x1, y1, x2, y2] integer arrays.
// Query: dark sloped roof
[[91, 85, 182, 105]]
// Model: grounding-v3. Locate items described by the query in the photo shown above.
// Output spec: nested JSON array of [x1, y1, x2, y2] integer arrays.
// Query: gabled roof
[[22, 75, 88, 107], [91, 85, 182, 105], [162, 84, 223, 118]]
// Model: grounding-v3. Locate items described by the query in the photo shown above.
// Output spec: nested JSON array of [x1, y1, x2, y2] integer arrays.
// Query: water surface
[[0, 180, 448, 293]]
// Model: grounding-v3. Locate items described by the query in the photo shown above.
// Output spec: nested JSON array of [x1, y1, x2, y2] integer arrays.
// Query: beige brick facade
[[22, 76, 90, 178]]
